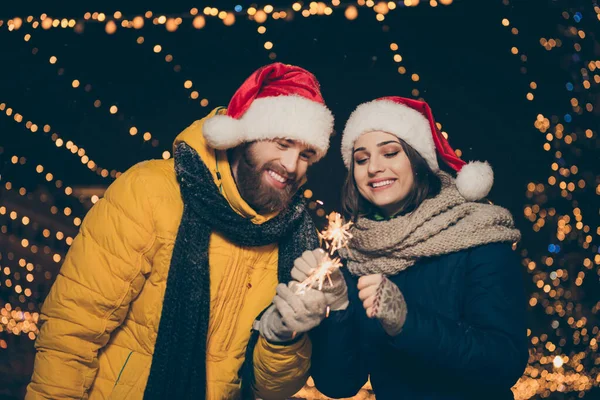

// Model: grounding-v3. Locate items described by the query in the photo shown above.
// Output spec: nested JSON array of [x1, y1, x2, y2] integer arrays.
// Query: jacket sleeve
[[26, 163, 156, 399], [384, 243, 529, 388], [253, 334, 312, 400], [309, 269, 368, 398]]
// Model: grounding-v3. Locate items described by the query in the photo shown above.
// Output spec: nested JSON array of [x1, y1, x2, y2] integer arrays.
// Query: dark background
[[1, 0, 561, 213], [1, 1, 598, 399]]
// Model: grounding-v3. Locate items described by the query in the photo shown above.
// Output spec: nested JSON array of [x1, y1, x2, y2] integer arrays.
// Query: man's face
[[233, 139, 317, 214]]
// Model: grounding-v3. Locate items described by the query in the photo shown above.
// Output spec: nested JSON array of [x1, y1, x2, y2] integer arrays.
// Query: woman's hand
[[358, 274, 408, 336]]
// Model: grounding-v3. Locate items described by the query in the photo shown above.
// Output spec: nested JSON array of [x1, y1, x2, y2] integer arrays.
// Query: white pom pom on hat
[[341, 96, 494, 201], [455, 161, 494, 201]]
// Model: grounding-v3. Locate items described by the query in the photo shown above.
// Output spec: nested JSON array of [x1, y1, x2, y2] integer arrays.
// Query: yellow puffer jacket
[[26, 108, 312, 400]]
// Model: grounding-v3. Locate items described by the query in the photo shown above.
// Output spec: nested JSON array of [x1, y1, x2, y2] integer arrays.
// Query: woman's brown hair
[[342, 137, 442, 221]]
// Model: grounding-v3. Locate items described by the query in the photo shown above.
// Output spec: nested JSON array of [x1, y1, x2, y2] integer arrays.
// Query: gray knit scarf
[[339, 173, 520, 276], [144, 142, 318, 400]]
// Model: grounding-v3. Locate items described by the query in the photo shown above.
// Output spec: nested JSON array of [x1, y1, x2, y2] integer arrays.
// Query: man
[[26, 63, 334, 400]]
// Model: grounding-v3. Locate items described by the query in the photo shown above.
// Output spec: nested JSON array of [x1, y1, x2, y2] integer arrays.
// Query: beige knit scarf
[[340, 173, 521, 276]]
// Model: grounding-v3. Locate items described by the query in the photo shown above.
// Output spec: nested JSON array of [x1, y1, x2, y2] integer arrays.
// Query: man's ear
[[227, 146, 244, 183]]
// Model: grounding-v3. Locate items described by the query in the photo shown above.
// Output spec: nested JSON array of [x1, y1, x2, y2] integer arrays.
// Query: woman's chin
[[373, 197, 402, 209]]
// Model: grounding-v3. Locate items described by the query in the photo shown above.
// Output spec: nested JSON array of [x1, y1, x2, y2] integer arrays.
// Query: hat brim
[[203, 95, 334, 159]]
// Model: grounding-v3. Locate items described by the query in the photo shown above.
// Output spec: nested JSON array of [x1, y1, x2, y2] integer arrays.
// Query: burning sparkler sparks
[[318, 212, 354, 255], [295, 255, 343, 294], [296, 212, 353, 294]]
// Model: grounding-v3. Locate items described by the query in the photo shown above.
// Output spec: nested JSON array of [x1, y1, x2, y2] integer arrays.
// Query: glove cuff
[[265, 332, 304, 346], [330, 298, 349, 312]]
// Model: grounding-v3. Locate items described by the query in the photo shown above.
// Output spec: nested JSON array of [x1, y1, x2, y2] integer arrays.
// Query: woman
[[291, 97, 528, 399]]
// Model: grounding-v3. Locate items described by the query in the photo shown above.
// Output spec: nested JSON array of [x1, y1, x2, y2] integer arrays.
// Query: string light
[[0, 223, 68, 320], [0, 202, 75, 246], [0, 152, 85, 341], [0, 303, 40, 340], [501, 2, 599, 398], [0, 102, 117, 179], [0, 2, 456, 32], [1, 3, 596, 400], [133, 33, 211, 109], [2, 156, 87, 228], [4, 4, 459, 166], [21, 33, 162, 151]]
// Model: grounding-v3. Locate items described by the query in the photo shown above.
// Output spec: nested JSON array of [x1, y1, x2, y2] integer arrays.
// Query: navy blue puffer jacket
[[310, 243, 529, 400]]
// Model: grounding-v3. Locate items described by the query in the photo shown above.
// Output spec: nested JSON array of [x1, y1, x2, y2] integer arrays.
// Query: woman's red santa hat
[[203, 62, 334, 159], [341, 96, 494, 201]]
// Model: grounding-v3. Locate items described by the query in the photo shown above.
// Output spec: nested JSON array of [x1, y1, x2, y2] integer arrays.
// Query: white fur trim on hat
[[341, 99, 439, 170], [203, 95, 334, 159], [456, 161, 494, 201]]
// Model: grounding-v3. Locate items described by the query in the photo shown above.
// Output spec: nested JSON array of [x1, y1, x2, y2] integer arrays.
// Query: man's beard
[[235, 145, 301, 214]]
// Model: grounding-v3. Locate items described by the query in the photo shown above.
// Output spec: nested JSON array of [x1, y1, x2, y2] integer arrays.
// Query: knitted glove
[[258, 283, 328, 343], [290, 249, 349, 311], [278, 281, 328, 330], [358, 274, 407, 336], [258, 304, 295, 343]]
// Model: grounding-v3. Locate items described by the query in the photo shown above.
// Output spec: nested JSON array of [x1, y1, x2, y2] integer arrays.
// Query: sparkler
[[318, 212, 354, 256], [288, 211, 353, 338], [295, 212, 353, 294]]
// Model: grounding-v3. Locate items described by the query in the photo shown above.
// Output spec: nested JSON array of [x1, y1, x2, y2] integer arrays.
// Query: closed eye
[[355, 158, 368, 165], [384, 151, 400, 158]]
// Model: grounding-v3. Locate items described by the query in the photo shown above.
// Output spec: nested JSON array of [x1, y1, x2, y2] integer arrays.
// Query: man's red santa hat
[[203, 63, 334, 159], [341, 96, 494, 201]]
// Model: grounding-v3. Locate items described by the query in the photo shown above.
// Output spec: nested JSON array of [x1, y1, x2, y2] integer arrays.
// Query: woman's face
[[352, 131, 414, 216]]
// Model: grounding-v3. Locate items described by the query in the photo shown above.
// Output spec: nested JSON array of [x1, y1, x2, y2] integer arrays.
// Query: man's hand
[[291, 249, 349, 311], [259, 283, 328, 343], [258, 304, 295, 343]]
